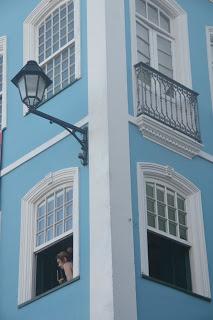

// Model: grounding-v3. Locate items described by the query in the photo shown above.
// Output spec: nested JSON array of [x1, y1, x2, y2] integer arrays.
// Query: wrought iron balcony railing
[[135, 62, 201, 143]]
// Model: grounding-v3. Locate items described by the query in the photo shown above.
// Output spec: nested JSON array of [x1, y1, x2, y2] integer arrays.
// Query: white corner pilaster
[[88, 1, 137, 320]]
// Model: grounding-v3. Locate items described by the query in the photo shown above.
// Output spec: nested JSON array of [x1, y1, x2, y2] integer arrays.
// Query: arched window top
[[138, 162, 199, 196]]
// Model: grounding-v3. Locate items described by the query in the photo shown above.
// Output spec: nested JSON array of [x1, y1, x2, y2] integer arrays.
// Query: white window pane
[[158, 217, 166, 232], [147, 3, 158, 25], [65, 188, 73, 202], [157, 203, 166, 217], [158, 51, 172, 70], [47, 195, 54, 212], [56, 190, 64, 207], [177, 196, 185, 210], [56, 208, 64, 222], [169, 222, 177, 236], [136, 0, 146, 17], [137, 38, 150, 59], [146, 182, 154, 198], [167, 190, 175, 207], [147, 198, 155, 213], [179, 226, 187, 240], [147, 213, 156, 228], [65, 217, 72, 231], [36, 232, 45, 246], [55, 222, 63, 236], [37, 218, 45, 232], [46, 227, 54, 241], [65, 203, 72, 217], [136, 22, 149, 43], [157, 36, 171, 55], [168, 207, 176, 221], [37, 202, 45, 218], [160, 12, 170, 33], [156, 185, 165, 202], [178, 211, 186, 225], [47, 213, 54, 227]]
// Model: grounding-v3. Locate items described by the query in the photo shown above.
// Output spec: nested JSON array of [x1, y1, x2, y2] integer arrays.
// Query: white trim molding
[[18, 167, 79, 305], [137, 114, 203, 159], [0, 36, 7, 129], [137, 162, 211, 298]]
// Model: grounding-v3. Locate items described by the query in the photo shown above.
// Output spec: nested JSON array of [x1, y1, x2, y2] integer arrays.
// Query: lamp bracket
[[28, 107, 88, 166]]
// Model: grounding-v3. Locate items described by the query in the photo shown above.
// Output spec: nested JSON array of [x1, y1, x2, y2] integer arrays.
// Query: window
[[0, 36, 7, 129], [23, 0, 80, 105], [18, 168, 79, 305], [137, 163, 211, 298], [136, 0, 174, 78], [145, 180, 192, 290], [132, 1, 202, 158]]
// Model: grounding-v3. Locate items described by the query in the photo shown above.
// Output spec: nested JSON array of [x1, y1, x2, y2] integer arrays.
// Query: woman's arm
[[64, 262, 73, 281]]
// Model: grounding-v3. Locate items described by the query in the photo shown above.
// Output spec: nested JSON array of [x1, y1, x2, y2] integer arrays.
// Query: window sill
[[141, 274, 211, 302], [18, 275, 80, 309]]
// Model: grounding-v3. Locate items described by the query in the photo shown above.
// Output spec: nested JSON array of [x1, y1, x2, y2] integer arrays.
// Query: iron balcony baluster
[[135, 62, 201, 143]]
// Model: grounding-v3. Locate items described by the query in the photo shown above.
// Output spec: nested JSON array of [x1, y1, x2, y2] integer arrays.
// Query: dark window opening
[[35, 235, 73, 296], [148, 231, 192, 291]]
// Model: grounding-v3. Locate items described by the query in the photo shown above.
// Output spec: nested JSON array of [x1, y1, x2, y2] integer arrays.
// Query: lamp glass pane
[[25, 74, 39, 97], [18, 77, 27, 101], [37, 77, 46, 101]]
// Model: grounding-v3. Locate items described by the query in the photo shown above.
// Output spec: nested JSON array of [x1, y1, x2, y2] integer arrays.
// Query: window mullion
[[175, 191, 180, 238], [154, 183, 158, 229], [151, 30, 158, 70]]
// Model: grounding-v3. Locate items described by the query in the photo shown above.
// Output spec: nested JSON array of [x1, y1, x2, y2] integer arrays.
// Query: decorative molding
[[18, 167, 79, 305], [137, 162, 211, 298], [0, 116, 88, 177], [137, 114, 203, 159], [0, 36, 7, 129]]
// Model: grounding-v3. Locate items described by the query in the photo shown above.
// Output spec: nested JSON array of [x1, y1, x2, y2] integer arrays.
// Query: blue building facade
[[0, 0, 212, 319]]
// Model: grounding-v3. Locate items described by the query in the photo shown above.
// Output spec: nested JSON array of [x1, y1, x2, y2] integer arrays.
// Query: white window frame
[[137, 162, 211, 298], [23, 0, 81, 114], [0, 36, 7, 129], [18, 167, 79, 305], [206, 26, 213, 113]]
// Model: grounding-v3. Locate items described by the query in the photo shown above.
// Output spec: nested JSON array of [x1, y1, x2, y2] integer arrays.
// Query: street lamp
[[12, 60, 88, 166]]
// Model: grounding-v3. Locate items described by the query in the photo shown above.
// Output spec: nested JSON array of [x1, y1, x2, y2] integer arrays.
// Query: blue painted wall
[[124, 0, 213, 319], [0, 0, 88, 167], [0, 0, 89, 319]]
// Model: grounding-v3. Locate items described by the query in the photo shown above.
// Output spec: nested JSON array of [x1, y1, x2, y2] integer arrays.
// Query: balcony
[[134, 62, 202, 158]]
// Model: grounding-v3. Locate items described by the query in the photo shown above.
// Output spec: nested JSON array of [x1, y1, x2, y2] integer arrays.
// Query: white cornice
[[137, 114, 203, 159]]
